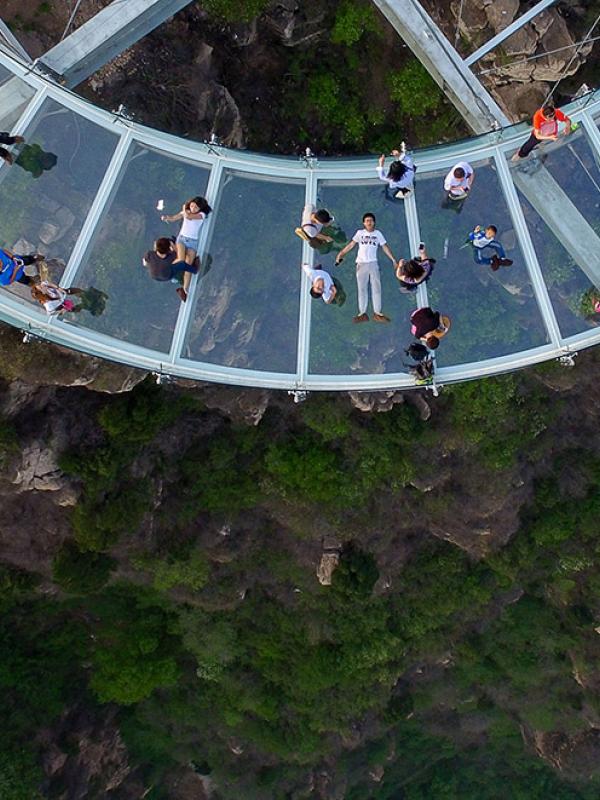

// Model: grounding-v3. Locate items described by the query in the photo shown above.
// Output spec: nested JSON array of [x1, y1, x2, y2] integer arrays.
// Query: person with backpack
[[511, 102, 572, 162], [443, 161, 474, 210], [404, 341, 435, 384], [0, 247, 43, 288], [410, 306, 451, 349], [295, 205, 335, 248], [468, 225, 513, 270], [335, 212, 396, 323], [377, 143, 416, 200], [30, 281, 83, 316], [396, 242, 434, 292]]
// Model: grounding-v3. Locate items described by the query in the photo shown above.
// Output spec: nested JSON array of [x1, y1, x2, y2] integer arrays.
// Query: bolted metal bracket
[[557, 351, 578, 368], [112, 103, 135, 125], [152, 370, 173, 385], [300, 147, 318, 169], [21, 325, 46, 344], [288, 390, 309, 404], [574, 83, 592, 100], [204, 132, 222, 157], [424, 381, 440, 397]]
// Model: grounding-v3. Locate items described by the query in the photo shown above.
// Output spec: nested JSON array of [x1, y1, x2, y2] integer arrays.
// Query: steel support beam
[[40, 0, 195, 88], [371, 0, 509, 134], [465, 0, 558, 67], [296, 171, 317, 386], [0, 18, 32, 63]]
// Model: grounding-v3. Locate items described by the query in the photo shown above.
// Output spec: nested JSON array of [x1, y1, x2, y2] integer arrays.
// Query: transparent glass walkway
[[1, 46, 600, 391]]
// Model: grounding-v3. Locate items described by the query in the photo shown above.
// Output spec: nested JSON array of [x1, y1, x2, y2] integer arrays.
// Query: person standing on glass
[[335, 212, 396, 324], [443, 161, 474, 208], [377, 142, 416, 200], [161, 196, 211, 301], [0, 131, 25, 165], [511, 103, 572, 162]]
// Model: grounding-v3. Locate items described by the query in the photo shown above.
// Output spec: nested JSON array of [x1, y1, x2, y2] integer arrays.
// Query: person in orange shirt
[[511, 103, 571, 161]]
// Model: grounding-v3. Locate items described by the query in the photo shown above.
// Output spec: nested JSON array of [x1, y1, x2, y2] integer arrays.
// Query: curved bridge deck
[[0, 48, 599, 391]]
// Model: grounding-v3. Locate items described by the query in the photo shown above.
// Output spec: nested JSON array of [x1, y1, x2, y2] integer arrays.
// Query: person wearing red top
[[511, 103, 571, 161]]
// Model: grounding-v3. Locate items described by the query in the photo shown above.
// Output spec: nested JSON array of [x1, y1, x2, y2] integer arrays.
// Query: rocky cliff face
[[428, 0, 594, 119], [1, 326, 600, 798]]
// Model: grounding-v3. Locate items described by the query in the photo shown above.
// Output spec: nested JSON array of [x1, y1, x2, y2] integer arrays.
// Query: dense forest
[[2, 326, 600, 798]]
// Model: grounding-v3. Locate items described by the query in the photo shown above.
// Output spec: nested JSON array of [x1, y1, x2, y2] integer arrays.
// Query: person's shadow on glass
[[314, 226, 347, 256], [15, 144, 58, 179]]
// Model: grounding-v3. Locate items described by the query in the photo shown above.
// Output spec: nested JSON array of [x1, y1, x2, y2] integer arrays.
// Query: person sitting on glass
[[335, 212, 396, 324], [301, 262, 338, 304], [443, 161, 474, 209], [410, 306, 451, 350], [396, 242, 435, 292], [468, 225, 513, 271], [0, 247, 43, 288], [377, 142, 416, 200], [511, 102, 572, 162], [160, 196, 211, 302], [295, 204, 335, 248], [0, 130, 25, 165], [143, 236, 199, 303], [30, 281, 83, 316]]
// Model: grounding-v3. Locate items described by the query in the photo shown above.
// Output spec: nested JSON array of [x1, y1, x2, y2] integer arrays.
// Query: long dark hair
[[186, 196, 212, 215], [403, 259, 425, 279], [387, 161, 408, 180]]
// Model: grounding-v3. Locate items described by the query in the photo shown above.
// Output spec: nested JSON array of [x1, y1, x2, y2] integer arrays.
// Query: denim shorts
[[176, 234, 199, 251]]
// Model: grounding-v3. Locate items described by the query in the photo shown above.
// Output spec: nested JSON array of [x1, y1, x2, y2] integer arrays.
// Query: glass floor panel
[[69, 145, 210, 353], [0, 63, 11, 86], [508, 127, 600, 339], [309, 181, 414, 375], [516, 189, 599, 339], [416, 157, 549, 367], [0, 73, 36, 131], [183, 172, 304, 373], [0, 97, 118, 306]]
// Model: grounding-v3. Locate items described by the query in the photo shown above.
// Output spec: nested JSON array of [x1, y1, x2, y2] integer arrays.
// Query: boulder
[[38, 221, 61, 245], [485, 0, 519, 34], [317, 552, 339, 586], [11, 236, 36, 255], [531, 14, 592, 82], [54, 206, 76, 237], [13, 443, 65, 493], [348, 390, 405, 413], [493, 81, 548, 119], [451, 0, 488, 38]]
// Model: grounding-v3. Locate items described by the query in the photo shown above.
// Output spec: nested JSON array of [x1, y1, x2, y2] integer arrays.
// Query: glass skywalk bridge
[[1, 46, 600, 391]]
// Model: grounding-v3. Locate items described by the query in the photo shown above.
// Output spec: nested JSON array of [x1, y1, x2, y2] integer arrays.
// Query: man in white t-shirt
[[301, 263, 337, 304], [443, 161, 474, 201], [335, 212, 396, 323]]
